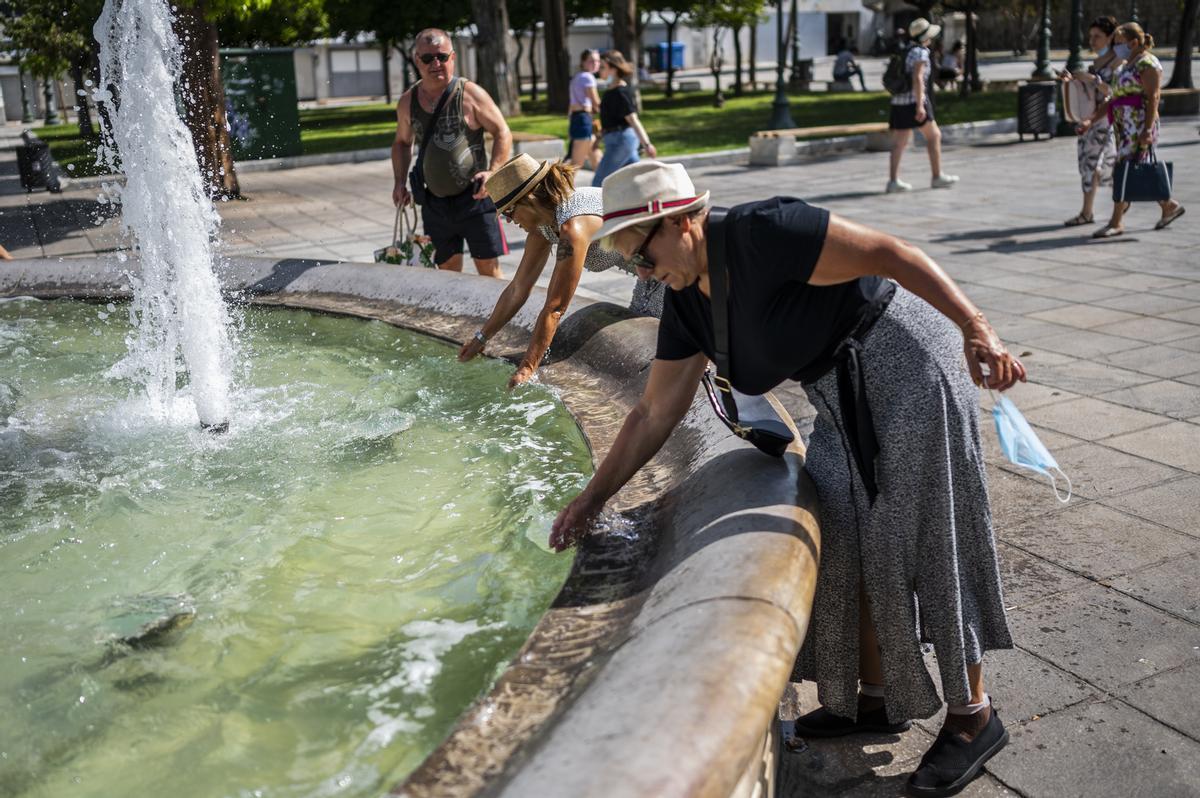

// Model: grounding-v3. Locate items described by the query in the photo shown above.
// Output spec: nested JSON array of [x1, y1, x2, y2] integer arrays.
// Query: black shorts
[[888, 98, 935, 130], [422, 189, 507, 264]]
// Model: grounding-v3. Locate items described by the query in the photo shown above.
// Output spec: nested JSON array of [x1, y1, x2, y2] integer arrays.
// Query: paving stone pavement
[[2, 117, 1199, 797]]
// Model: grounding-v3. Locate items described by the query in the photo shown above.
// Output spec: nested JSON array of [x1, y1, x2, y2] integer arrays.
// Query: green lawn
[[40, 88, 1018, 176]]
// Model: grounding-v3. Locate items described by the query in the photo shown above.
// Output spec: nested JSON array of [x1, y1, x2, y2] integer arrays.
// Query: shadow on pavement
[[949, 234, 1140, 255], [934, 223, 1065, 242], [0, 197, 119, 251]]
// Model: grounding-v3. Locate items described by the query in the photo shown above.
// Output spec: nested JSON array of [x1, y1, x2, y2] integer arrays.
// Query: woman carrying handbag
[[1077, 22, 1185, 238]]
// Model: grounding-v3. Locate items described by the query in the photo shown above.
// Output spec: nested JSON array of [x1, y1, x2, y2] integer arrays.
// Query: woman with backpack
[[884, 18, 958, 193]]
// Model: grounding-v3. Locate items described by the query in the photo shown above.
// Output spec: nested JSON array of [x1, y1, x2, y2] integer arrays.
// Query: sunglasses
[[627, 220, 663, 272], [419, 52, 451, 65]]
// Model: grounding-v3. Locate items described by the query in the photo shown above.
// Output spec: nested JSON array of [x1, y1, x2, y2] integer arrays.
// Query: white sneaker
[[932, 173, 960, 188], [885, 179, 913, 193]]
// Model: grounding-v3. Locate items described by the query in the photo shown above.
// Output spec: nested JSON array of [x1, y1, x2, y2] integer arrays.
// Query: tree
[[643, 1, 699, 98], [693, 1, 766, 98], [216, 0, 327, 46], [1167, 0, 1198, 89], [611, 0, 638, 84], [509, 0, 541, 101], [542, 0, 571, 111], [471, 0, 521, 115]]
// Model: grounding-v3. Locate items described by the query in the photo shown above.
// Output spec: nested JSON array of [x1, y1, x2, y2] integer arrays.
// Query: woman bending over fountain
[[458, 154, 663, 388], [551, 161, 1024, 797]]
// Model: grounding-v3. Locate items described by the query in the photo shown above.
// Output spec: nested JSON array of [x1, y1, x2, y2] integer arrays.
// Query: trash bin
[[220, 48, 303, 161], [16, 140, 61, 192], [1018, 82, 1057, 141], [651, 42, 686, 71]]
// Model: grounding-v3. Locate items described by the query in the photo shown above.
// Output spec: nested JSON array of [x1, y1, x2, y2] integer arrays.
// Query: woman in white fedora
[[887, 18, 958, 193], [551, 160, 1025, 797], [457, 153, 664, 388]]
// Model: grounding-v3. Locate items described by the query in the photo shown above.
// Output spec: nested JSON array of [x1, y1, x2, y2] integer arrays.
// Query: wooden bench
[[485, 131, 565, 161], [678, 79, 703, 92], [1161, 87, 1200, 116], [750, 122, 892, 165]]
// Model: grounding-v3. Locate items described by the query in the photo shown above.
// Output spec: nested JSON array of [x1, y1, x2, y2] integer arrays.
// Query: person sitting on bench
[[833, 40, 868, 91]]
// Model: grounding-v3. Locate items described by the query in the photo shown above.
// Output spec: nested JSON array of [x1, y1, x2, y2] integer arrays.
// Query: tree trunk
[[733, 25, 744, 96], [711, 28, 725, 107], [71, 60, 95, 138], [173, 1, 239, 199], [471, 0, 522, 115], [1167, 0, 1198, 89], [612, 0, 638, 92], [529, 25, 540, 103], [382, 42, 392, 104], [542, 0, 570, 111], [749, 24, 757, 87], [664, 15, 679, 99], [514, 31, 524, 97]]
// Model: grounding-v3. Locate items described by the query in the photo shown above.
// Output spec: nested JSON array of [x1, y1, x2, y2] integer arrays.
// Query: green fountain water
[[0, 298, 591, 797]]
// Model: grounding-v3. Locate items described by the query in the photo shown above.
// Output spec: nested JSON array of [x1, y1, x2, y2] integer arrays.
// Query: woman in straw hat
[[886, 18, 958, 193], [458, 153, 664, 388], [552, 160, 1023, 796]]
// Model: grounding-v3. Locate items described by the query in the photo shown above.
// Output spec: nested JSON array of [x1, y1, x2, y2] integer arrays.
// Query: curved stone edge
[[1, 256, 821, 798]]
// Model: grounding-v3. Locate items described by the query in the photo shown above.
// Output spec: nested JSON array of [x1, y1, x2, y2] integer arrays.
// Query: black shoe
[[906, 707, 1009, 797], [792, 703, 912, 739]]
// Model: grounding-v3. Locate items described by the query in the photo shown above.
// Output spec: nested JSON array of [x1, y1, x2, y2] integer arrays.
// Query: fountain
[[92, 0, 234, 431]]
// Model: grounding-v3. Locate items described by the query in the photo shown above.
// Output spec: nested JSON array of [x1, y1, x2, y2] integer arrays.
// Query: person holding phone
[[392, 28, 511, 277]]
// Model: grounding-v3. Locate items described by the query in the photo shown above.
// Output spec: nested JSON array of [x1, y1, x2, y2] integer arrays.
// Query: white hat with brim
[[908, 18, 942, 43], [591, 160, 711, 244]]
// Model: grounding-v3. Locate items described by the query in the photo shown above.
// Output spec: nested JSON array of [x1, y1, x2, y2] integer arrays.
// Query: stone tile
[[1093, 292, 1200, 316], [1109, 551, 1200, 625], [977, 380, 1077, 412], [985, 468, 1080, 533], [1023, 397, 1167, 441], [1161, 306, 1200, 326], [778, 721, 935, 795], [1023, 358, 1153, 396], [1169, 334, 1200, 353], [1027, 303, 1139, 330], [984, 646, 1097, 725], [1102, 421, 1200, 475], [1049, 441, 1184, 500], [995, 542, 1095, 611], [986, 698, 1200, 797], [1177, 371, 1200, 387], [1009, 584, 1200, 691], [1154, 282, 1200, 303], [1119, 661, 1200, 741], [1003, 503, 1198, 581], [1098, 345, 1200, 379], [1096, 271, 1191, 291], [1093, 316, 1200, 343], [1100, 380, 1200, 420], [964, 286, 1074, 316], [1022, 327, 1146, 359], [1101, 476, 1200, 537]]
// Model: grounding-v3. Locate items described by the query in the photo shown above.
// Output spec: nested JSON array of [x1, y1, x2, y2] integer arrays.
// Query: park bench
[[749, 121, 892, 165], [1161, 87, 1200, 117], [678, 79, 703, 92], [484, 130, 565, 161]]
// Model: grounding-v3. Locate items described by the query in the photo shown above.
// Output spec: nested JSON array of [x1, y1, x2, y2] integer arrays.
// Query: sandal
[[1092, 225, 1125, 239], [1064, 212, 1093, 227], [1155, 205, 1186, 230]]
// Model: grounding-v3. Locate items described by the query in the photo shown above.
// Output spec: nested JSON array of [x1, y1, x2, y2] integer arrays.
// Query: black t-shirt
[[655, 197, 895, 396], [600, 85, 637, 131]]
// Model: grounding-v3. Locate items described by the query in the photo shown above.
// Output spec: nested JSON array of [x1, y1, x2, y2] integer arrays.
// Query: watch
[[473, 330, 489, 345]]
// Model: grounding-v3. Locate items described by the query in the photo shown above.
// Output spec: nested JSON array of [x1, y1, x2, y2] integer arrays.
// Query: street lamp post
[[1031, 0, 1054, 80], [1057, 0, 1085, 134], [788, 0, 801, 87], [42, 78, 60, 125], [1129, 0, 1139, 24], [17, 65, 34, 124], [768, 0, 795, 129]]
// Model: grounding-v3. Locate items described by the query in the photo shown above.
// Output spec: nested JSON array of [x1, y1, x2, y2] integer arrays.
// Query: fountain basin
[[1, 256, 822, 798]]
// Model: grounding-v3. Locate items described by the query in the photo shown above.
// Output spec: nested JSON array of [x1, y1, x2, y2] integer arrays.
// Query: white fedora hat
[[592, 160, 710, 244], [908, 18, 942, 43]]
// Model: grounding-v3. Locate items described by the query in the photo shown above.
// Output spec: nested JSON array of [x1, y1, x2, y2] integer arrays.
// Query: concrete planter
[[1, 256, 821, 798]]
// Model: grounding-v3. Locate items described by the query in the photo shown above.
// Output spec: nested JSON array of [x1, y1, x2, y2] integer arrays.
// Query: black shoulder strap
[[413, 78, 458, 170], [705, 208, 740, 423]]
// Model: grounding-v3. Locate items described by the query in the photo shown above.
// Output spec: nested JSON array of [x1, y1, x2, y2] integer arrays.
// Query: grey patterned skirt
[[792, 287, 1013, 723]]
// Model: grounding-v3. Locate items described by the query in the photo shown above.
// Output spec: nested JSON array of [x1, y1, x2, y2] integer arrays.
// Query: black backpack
[[883, 44, 914, 95]]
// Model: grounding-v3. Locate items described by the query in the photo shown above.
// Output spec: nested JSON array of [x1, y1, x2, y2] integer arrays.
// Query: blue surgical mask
[[1113, 42, 1132, 60], [991, 393, 1072, 503], [1096, 45, 1110, 56]]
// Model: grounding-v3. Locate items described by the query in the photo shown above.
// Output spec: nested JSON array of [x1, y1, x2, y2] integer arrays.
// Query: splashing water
[[92, 0, 234, 429]]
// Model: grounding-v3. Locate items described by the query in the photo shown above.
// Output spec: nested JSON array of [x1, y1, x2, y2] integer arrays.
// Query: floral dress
[[1076, 59, 1117, 192], [1109, 53, 1162, 161]]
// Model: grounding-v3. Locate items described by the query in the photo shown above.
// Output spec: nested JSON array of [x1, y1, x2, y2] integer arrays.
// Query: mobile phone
[[472, 176, 484, 194]]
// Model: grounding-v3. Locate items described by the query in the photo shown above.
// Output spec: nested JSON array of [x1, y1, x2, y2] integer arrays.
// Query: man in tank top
[[392, 29, 512, 277]]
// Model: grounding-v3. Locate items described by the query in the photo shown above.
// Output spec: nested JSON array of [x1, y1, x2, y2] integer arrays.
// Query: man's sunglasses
[[419, 52, 451, 65], [627, 220, 663, 271]]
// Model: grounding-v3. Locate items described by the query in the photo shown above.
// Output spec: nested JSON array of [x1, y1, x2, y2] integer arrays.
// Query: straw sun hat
[[908, 18, 942, 43], [485, 153, 553, 213], [591, 161, 710, 244]]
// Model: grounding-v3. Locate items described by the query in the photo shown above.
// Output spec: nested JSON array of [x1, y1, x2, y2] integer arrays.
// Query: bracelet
[[959, 310, 985, 332], [473, 330, 489, 345]]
